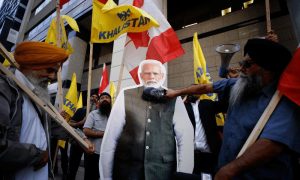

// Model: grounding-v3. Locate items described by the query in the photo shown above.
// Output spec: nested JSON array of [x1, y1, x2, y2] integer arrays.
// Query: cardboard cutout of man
[[100, 60, 194, 180]]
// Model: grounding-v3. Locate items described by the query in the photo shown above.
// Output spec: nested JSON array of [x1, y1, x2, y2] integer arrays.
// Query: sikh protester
[[166, 38, 300, 179], [83, 92, 112, 180], [0, 41, 68, 179], [100, 60, 194, 180], [67, 108, 87, 180], [90, 93, 99, 112]]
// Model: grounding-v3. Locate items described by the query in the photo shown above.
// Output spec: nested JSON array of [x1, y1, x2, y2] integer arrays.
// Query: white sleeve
[[173, 97, 194, 173], [99, 90, 126, 180]]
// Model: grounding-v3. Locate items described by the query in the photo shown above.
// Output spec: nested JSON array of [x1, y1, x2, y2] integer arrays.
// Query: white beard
[[143, 80, 162, 89], [229, 73, 262, 107], [27, 75, 50, 102]]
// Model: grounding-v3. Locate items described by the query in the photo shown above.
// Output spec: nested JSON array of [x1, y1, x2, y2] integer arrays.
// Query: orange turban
[[14, 41, 69, 70]]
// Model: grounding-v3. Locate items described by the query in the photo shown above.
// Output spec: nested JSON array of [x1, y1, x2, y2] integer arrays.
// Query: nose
[[149, 73, 155, 79]]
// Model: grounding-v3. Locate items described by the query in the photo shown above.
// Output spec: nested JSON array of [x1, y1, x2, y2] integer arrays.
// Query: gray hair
[[137, 59, 166, 86]]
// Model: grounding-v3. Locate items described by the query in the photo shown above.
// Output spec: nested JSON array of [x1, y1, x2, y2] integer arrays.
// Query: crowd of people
[[0, 32, 300, 180]]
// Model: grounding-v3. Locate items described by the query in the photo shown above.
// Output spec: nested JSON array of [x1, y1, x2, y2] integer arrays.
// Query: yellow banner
[[63, 73, 78, 117], [91, 0, 159, 43], [57, 140, 66, 149], [45, 15, 79, 53], [193, 32, 216, 100], [76, 92, 83, 110], [193, 32, 224, 126], [109, 81, 116, 105]]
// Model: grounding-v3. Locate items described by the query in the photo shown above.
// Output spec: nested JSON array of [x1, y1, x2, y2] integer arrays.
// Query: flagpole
[[86, 42, 93, 117], [53, 1, 64, 171], [265, 0, 271, 32], [56, 0, 64, 111], [116, 58, 125, 95]]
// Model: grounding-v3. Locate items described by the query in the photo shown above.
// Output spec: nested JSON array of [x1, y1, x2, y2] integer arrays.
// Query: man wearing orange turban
[[0, 41, 69, 180]]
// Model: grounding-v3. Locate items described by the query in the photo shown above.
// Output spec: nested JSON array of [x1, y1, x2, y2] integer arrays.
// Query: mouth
[[146, 80, 158, 85]]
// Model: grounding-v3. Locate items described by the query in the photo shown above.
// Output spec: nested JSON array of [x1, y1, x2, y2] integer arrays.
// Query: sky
[[0, 0, 3, 9]]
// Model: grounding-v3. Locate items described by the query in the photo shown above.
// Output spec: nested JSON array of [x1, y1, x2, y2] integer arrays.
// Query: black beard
[[229, 73, 262, 107], [98, 101, 111, 117]]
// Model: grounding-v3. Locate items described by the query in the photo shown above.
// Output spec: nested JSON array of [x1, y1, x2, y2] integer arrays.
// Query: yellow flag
[[45, 15, 79, 53], [91, 0, 159, 43], [57, 140, 66, 149], [193, 32, 216, 100], [193, 32, 224, 126], [109, 81, 116, 105], [3, 59, 11, 67], [76, 92, 83, 110], [63, 73, 78, 117], [0, 51, 12, 67]]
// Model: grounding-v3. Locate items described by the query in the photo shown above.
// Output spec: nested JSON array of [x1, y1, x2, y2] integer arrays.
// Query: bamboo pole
[[237, 90, 282, 158], [265, 0, 271, 32], [0, 43, 19, 68], [56, 0, 64, 111], [86, 42, 93, 117], [116, 58, 125, 95]]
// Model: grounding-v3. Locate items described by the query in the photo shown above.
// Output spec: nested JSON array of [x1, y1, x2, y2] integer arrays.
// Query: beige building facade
[[11, 0, 300, 103]]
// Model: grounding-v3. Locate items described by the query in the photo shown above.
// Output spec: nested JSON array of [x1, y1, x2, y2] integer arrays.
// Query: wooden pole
[[237, 90, 282, 158], [0, 43, 19, 68], [265, 0, 272, 32], [86, 42, 93, 117], [52, 143, 60, 170], [116, 58, 125, 95], [56, 0, 64, 111]]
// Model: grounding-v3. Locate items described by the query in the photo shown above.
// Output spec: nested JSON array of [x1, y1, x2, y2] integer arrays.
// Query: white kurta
[[99, 85, 194, 180], [192, 100, 210, 152], [14, 70, 48, 180]]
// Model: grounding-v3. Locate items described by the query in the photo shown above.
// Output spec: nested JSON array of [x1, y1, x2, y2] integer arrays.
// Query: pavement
[[50, 157, 85, 180]]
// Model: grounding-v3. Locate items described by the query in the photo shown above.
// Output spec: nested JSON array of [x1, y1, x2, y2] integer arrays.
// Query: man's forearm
[[215, 138, 285, 179], [167, 84, 213, 98], [83, 128, 104, 138]]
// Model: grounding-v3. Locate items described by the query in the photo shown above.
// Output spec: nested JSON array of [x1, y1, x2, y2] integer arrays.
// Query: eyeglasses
[[239, 60, 256, 69]]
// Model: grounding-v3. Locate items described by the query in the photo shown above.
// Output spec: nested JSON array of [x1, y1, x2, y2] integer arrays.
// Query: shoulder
[[0, 74, 14, 100], [213, 78, 237, 95], [213, 78, 237, 88], [123, 85, 142, 92], [90, 109, 99, 116]]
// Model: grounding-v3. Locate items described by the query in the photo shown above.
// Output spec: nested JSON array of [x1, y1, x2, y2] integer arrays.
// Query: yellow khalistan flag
[[76, 92, 83, 110], [63, 73, 78, 117], [109, 81, 116, 105], [0, 51, 12, 67], [193, 32, 224, 126], [91, 0, 159, 43], [45, 15, 79, 53], [3, 59, 10, 67]]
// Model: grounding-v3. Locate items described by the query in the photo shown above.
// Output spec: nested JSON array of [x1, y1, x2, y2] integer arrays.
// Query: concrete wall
[[286, 0, 300, 44], [168, 0, 298, 89]]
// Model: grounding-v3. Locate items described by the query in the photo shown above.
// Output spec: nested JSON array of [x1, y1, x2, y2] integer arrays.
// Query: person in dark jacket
[[0, 41, 69, 179], [184, 95, 222, 177]]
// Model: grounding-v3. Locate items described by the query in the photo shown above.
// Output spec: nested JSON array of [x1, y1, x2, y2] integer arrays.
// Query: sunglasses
[[239, 60, 256, 68]]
